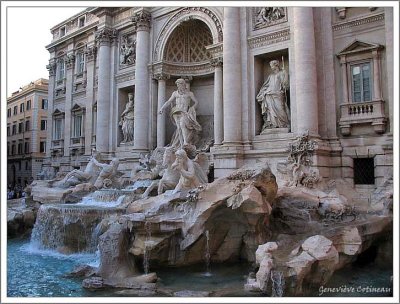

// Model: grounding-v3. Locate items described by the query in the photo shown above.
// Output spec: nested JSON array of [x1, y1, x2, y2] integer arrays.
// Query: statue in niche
[[119, 93, 135, 143], [256, 59, 290, 132], [120, 35, 135, 65], [48, 150, 102, 188], [172, 149, 208, 192], [255, 7, 286, 27], [142, 147, 180, 198], [159, 78, 202, 149]]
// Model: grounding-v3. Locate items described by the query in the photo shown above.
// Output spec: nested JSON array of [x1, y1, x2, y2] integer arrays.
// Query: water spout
[[204, 230, 212, 276]]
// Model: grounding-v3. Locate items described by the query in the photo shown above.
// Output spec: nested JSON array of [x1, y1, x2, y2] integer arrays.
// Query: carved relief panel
[[119, 33, 136, 68], [253, 7, 287, 30]]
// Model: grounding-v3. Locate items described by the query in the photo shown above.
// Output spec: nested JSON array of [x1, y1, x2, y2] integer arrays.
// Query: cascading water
[[204, 230, 212, 277], [271, 270, 285, 297], [143, 221, 152, 275], [30, 192, 126, 254]]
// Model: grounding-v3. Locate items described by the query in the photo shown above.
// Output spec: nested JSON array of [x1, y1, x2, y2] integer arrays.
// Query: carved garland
[[154, 7, 223, 61]]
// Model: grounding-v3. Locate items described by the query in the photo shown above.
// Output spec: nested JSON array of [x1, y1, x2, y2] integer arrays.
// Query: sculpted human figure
[[172, 149, 207, 192], [159, 78, 202, 148], [142, 147, 180, 198], [49, 151, 101, 188], [256, 60, 290, 131], [92, 158, 120, 189], [119, 93, 134, 143]]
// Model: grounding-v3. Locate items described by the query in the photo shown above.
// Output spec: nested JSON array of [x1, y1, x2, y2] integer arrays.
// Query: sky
[[6, 6, 85, 95]]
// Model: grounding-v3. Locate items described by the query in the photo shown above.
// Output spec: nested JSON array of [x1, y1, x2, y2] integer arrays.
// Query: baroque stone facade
[[43, 7, 393, 196]]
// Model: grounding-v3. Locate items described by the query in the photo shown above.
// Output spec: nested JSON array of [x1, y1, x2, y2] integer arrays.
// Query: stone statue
[[142, 147, 180, 198], [120, 36, 135, 65], [255, 7, 285, 27], [49, 151, 101, 188], [256, 60, 290, 131], [92, 158, 121, 189], [172, 149, 208, 192], [119, 93, 134, 143], [159, 78, 202, 149]]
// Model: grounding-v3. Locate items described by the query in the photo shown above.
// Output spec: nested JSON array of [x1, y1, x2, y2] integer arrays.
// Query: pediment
[[53, 108, 65, 117], [71, 103, 85, 112], [338, 40, 383, 56]]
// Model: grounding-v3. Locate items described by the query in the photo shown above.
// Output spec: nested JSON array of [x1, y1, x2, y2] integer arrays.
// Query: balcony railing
[[71, 137, 85, 146], [339, 99, 386, 135], [52, 139, 64, 149]]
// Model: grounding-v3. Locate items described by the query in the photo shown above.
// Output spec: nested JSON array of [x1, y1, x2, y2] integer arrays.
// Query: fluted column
[[95, 28, 114, 153], [45, 59, 56, 158], [223, 7, 242, 144], [154, 73, 169, 148], [211, 57, 223, 145], [132, 10, 151, 150], [84, 45, 96, 155], [293, 7, 319, 135]]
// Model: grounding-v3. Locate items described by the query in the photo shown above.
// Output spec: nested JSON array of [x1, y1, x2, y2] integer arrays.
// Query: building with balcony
[[7, 78, 49, 187], [43, 7, 393, 195]]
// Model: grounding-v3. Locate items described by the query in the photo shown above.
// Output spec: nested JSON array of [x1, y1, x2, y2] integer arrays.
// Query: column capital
[[85, 45, 97, 62], [65, 53, 75, 70], [46, 60, 57, 77], [210, 57, 223, 67], [132, 10, 151, 32], [95, 28, 117, 46], [153, 72, 170, 81]]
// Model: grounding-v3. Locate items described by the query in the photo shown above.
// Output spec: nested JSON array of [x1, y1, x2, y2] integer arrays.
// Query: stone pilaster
[[45, 59, 56, 158], [154, 73, 169, 148], [222, 7, 242, 145], [385, 8, 393, 134], [210, 57, 223, 145], [132, 9, 151, 150], [84, 45, 97, 155], [293, 7, 319, 136], [95, 28, 115, 153], [64, 52, 75, 157]]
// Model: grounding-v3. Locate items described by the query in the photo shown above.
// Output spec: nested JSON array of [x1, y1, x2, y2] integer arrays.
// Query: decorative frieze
[[151, 61, 214, 77], [247, 28, 290, 49], [115, 72, 135, 84], [332, 12, 384, 31], [132, 10, 151, 31], [152, 72, 170, 81], [210, 57, 223, 67], [253, 7, 287, 30]]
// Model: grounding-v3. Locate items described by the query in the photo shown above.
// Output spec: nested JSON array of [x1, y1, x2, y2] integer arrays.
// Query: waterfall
[[143, 221, 152, 275], [204, 230, 212, 276], [271, 270, 285, 297]]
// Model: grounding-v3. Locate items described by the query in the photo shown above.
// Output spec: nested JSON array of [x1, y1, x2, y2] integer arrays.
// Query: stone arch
[[154, 7, 223, 62]]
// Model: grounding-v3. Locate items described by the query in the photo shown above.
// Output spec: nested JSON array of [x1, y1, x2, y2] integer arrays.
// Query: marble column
[[154, 73, 169, 148], [222, 7, 242, 144], [45, 59, 56, 158], [64, 53, 75, 157], [211, 57, 223, 145], [293, 7, 319, 135], [340, 57, 349, 103], [132, 10, 151, 150], [95, 28, 114, 153], [372, 50, 382, 101], [84, 45, 97, 155]]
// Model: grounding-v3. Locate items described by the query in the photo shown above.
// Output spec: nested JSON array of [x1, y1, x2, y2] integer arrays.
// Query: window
[[7, 126, 10, 136], [24, 142, 30, 154], [354, 158, 375, 185], [40, 120, 47, 131], [54, 118, 63, 140], [12, 124, 16, 135], [41, 99, 48, 110], [26, 100, 31, 110], [78, 16, 86, 28], [25, 161, 29, 170], [76, 52, 85, 74], [58, 59, 65, 80], [60, 26, 66, 37], [25, 120, 30, 131], [11, 144, 16, 155], [17, 143, 23, 154], [40, 141, 46, 153], [72, 114, 83, 138], [18, 122, 24, 133], [351, 63, 372, 103], [13, 106, 18, 115], [7, 108, 11, 117], [20, 103, 24, 113], [7, 145, 10, 156]]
